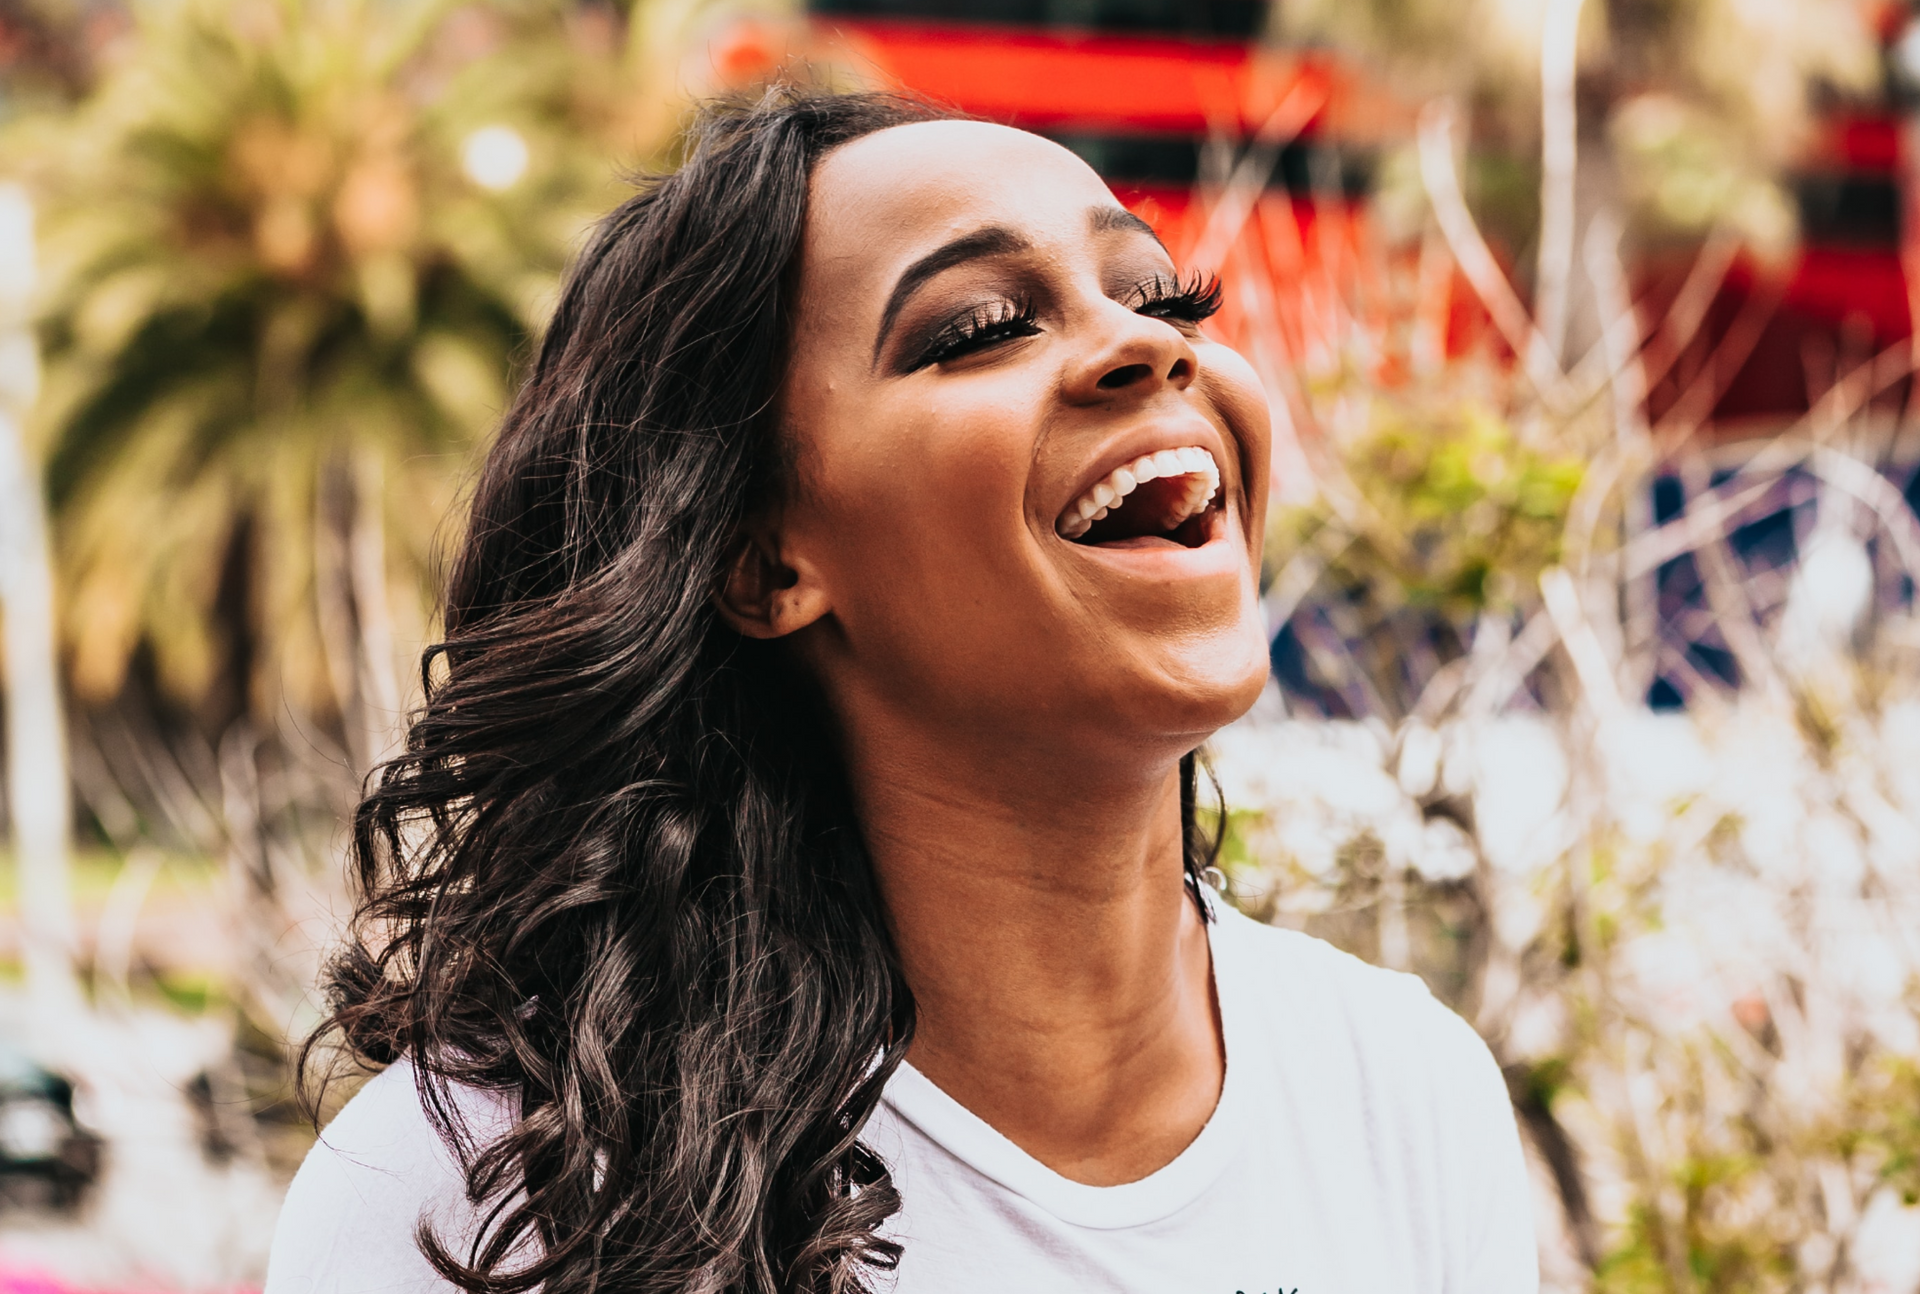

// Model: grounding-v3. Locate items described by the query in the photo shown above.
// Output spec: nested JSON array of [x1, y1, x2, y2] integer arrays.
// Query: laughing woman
[[265, 89, 1538, 1294]]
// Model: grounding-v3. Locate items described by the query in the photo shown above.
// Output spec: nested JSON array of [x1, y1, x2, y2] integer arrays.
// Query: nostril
[[1097, 362, 1153, 391]]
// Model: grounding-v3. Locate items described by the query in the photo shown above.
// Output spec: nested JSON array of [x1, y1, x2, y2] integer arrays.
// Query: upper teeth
[[1058, 446, 1221, 540]]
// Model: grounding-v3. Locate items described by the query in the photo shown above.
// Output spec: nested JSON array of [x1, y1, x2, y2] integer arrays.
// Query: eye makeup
[[1124, 270, 1223, 327], [896, 268, 1226, 375], [905, 296, 1042, 372]]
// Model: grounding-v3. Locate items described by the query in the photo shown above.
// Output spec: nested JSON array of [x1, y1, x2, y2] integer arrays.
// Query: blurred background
[[1, 0, 1919, 1289]]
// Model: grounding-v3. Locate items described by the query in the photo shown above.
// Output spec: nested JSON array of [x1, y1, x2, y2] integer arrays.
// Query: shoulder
[[265, 1060, 513, 1294], [1211, 902, 1538, 1289], [1210, 900, 1507, 1105], [1212, 901, 1441, 1016]]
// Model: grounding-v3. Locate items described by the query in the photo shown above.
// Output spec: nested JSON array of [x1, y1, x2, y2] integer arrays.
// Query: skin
[[718, 120, 1273, 1186]]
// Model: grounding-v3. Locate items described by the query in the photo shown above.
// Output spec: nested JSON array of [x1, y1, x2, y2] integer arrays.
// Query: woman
[[266, 88, 1537, 1294]]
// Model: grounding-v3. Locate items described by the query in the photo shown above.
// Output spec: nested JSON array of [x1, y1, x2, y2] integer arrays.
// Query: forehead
[[804, 120, 1127, 275]]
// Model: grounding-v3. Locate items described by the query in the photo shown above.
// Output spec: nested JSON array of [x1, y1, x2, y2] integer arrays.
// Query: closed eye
[[909, 297, 1042, 371]]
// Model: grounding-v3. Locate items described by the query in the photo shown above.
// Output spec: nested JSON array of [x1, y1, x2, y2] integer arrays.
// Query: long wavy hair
[[309, 86, 1220, 1294]]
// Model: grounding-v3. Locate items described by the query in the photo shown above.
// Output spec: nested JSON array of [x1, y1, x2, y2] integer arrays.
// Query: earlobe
[[715, 527, 831, 639]]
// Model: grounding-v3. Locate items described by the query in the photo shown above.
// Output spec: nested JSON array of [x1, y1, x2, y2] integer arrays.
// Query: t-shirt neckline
[[878, 899, 1261, 1231]]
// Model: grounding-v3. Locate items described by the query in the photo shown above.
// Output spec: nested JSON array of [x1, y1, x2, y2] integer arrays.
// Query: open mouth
[[1057, 447, 1221, 549]]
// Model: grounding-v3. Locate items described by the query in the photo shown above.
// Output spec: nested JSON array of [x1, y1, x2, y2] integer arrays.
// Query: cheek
[[796, 386, 1042, 630], [783, 353, 1272, 741], [1199, 343, 1272, 536]]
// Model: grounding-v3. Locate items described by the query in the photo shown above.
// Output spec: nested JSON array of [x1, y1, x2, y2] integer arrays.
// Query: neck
[[847, 723, 1222, 1187]]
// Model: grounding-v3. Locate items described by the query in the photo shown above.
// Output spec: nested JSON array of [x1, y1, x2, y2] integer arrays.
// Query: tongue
[[1077, 476, 1200, 546], [1093, 533, 1188, 550]]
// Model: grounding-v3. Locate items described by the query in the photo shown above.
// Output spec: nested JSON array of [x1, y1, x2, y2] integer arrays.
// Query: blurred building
[[805, 0, 1365, 264]]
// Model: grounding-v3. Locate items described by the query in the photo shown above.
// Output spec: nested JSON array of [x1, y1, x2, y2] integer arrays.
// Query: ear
[[715, 520, 832, 640]]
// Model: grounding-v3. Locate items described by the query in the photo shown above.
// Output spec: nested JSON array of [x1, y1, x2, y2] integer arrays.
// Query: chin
[[1121, 621, 1272, 749], [1187, 649, 1271, 736]]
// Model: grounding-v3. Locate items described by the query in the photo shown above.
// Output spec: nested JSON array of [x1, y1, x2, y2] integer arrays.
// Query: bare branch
[[1417, 100, 1564, 398], [1188, 74, 1331, 273], [1535, 0, 1587, 362]]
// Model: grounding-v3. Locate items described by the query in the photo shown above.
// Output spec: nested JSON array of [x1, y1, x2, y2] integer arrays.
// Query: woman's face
[[740, 120, 1272, 768]]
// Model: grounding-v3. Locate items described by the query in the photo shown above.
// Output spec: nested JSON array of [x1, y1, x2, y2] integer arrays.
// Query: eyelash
[[914, 297, 1042, 369], [910, 270, 1225, 371], [1127, 270, 1224, 324]]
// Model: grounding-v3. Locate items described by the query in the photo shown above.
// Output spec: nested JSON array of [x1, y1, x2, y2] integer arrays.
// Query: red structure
[[1700, 112, 1910, 427], [804, 7, 1367, 246]]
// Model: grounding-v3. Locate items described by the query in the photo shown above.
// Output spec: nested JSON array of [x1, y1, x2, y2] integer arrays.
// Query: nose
[[1062, 299, 1198, 405]]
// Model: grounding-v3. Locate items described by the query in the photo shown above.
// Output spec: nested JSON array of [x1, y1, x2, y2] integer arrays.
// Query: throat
[[901, 895, 1224, 1187], [843, 721, 1220, 1184]]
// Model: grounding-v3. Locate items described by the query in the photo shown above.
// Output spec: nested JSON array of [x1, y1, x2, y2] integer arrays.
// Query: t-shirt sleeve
[[1425, 1003, 1540, 1294], [264, 1062, 503, 1294]]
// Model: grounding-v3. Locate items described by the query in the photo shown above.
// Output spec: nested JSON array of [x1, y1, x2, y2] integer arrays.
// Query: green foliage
[[1595, 1186, 1796, 1294], [1282, 399, 1583, 616], [8, 0, 655, 716], [1855, 1058, 1920, 1206], [1609, 93, 1796, 255], [1199, 804, 1265, 880]]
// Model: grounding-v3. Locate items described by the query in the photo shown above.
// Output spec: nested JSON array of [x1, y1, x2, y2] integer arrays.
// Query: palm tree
[[2, 0, 756, 1045], [10, 0, 696, 768]]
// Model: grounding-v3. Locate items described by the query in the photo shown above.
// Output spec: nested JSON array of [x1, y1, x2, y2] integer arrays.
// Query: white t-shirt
[[266, 902, 1538, 1294]]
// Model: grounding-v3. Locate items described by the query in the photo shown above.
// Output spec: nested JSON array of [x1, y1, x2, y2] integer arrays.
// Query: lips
[[1056, 446, 1222, 547]]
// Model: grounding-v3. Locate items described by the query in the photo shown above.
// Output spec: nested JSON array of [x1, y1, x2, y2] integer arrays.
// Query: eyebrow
[[1089, 204, 1167, 252], [873, 225, 1031, 364], [868, 208, 1170, 366]]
